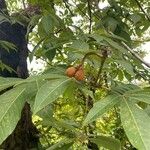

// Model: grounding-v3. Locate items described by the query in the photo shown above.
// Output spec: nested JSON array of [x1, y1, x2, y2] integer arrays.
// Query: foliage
[[0, 0, 150, 149]]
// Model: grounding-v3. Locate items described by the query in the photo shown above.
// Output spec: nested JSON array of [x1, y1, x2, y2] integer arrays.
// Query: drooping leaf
[[120, 99, 150, 150], [111, 84, 139, 95], [41, 15, 54, 33], [104, 37, 128, 54], [115, 59, 135, 76], [20, 73, 66, 84], [125, 88, 150, 104], [70, 40, 89, 52], [83, 94, 120, 125], [0, 77, 23, 92], [37, 104, 54, 126], [90, 136, 121, 150], [33, 77, 73, 114], [0, 86, 26, 144], [46, 139, 74, 150]]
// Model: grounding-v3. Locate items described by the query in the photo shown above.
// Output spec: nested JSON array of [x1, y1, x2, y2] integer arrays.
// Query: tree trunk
[[1, 103, 39, 150], [0, 0, 39, 149]]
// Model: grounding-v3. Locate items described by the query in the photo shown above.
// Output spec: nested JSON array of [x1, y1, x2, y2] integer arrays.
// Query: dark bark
[[0, 0, 8, 14], [0, 1, 39, 149]]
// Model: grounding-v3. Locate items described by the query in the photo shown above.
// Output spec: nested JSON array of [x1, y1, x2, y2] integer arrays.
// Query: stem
[[81, 52, 103, 65], [95, 57, 105, 84], [95, 49, 108, 84]]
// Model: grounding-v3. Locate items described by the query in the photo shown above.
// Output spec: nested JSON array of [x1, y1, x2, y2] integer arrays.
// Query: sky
[[143, 42, 150, 63]]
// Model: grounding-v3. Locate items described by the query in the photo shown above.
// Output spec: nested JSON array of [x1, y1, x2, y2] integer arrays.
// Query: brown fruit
[[65, 67, 76, 77], [74, 68, 84, 81]]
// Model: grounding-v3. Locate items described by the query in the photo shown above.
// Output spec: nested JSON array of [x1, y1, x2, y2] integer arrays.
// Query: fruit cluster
[[65, 65, 84, 81]]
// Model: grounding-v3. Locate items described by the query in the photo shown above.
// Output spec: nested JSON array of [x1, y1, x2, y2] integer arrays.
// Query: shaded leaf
[[90, 136, 121, 150], [125, 88, 150, 104], [47, 139, 73, 150], [0, 77, 23, 92], [83, 94, 120, 125], [71, 40, 89, 52], [120, 100, 150, 150]]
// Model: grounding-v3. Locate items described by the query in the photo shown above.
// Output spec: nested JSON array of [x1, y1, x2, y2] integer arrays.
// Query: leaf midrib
[[35, 78, 70, 112], [123, 98, 146, 150], [0, 88, 25, 123]]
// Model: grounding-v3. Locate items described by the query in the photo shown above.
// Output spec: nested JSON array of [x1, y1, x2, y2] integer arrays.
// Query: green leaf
[[83, 94, 120, 125], [33, 77, 73, 114], [130, 14, 141, 24], [45, 48, 56, 61], [46, 139, 73, 150], [37, 104, 54, 126], [90, 136, 121, 150], [88, 34, 104, 43], [115, 59, 135, 76], [104, 37, 128, 54], [111, 84, 150, 104], [71, 40, 89, 52], [0, 86, 26, 144], [120, 99, 150, 150], [19, 73, 66, 84], [145, 106, 150, 117], [29, 37, 45, 62], [41, 15, 54, 33], [111, 84, 139, 95], [105, 17, 118, 32], [125, 88, 150, 104], [0, 77, 23, 92]]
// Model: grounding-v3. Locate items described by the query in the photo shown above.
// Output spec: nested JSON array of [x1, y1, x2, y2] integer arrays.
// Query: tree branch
[[72, 0, 90, 20], [22, 0, 26, 9], [121, 42, 150, 68], [134, 0, 150, 22], [87, 0, 92, 34]]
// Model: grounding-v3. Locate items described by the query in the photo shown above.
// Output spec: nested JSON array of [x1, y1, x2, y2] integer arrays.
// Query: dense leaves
[[0, 0, 150, 149]]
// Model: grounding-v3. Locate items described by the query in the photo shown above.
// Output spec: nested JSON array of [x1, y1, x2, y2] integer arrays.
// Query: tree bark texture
[[0, 0, 39, 149]]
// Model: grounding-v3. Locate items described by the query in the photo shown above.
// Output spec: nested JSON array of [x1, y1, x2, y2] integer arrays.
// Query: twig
[[71, 0, 90, 20], [22, 0, 26, 9], [121, 42, 150, 68], [39, 57, 52, 66], [134, 0, 150, 22], [95, 49, 107, 83], [87, 0, 92, 34], [63, 0, 74, 16]]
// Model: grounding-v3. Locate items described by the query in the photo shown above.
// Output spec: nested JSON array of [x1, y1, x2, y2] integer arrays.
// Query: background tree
[[0, 0, 150, 149], [0, 0, 40, 149]]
